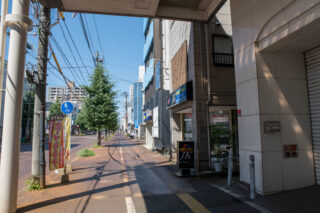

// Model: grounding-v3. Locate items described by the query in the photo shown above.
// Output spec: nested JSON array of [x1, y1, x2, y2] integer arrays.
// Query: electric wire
[[79, 13, 96, 65], [61, 20, 91, 77], [50, 34, 83, 86], [92, 15, 105, 59], [58, 23, 87, 84], [84, 14, 96, 55]]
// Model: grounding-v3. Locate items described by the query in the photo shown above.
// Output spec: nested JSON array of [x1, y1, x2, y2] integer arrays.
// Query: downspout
[[205, 23, 212, 170]]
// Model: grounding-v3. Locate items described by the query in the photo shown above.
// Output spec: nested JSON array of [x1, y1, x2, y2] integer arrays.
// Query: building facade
[[167, 1, 237, 171], [229, 0, 320, 194], [133, 82, 143, 129], [47, 85, 87, 102], [143, 18, 171, 151]]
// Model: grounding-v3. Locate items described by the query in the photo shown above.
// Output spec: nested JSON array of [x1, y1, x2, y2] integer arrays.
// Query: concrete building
[[139, 66, 145, 83], [167, 1, 236, 171], [133, 82, 143, 129], [229, 0, 320, 194], [143, 18, 171, 151], [47, 85, 87, 102]]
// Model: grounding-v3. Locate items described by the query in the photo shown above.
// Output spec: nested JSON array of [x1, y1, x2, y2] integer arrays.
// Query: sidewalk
[[16, 135, 320, 213]]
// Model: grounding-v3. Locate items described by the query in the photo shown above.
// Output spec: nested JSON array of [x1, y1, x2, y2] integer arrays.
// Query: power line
[[92, 15, 105, 59], [50, 35, 83, 86], [58, 23, 87, 84], [79, 13, 96, 66], [61, 20, 91, 77], [83, 14, 96, 55]]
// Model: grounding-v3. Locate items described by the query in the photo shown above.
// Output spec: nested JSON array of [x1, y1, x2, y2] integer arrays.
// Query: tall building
[[142, 18, 172, 151], [133, 82, 143, 129], [138, 66, 145, 82]]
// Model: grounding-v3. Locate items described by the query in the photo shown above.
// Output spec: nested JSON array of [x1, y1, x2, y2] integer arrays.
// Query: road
[[17, 134, 260, 213]]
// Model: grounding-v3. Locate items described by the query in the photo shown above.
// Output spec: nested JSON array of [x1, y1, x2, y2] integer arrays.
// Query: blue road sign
[[61, 102, 74, 114]]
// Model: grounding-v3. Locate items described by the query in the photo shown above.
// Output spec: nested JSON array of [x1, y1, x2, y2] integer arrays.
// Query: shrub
[[25, 177, 42, 191], [77, 149, 95, 157]]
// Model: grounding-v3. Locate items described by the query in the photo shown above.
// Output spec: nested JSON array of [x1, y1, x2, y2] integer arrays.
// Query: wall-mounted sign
[[283, 144, 298, 158], [178, 141, 194, 169], [143, 110, 152, 122], [155, 60, 161, 90], [167, 81, 193, 108], [264, 121, 281, 133]]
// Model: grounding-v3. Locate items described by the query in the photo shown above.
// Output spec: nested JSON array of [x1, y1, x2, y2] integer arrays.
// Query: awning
[[39, 0, 226, 22]]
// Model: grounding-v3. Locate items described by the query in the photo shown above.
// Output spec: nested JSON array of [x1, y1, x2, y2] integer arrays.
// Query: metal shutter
[[306, 46, 320, 185]]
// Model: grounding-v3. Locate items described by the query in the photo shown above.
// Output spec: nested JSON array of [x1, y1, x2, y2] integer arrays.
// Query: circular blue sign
[[61, 102, 74, 114]]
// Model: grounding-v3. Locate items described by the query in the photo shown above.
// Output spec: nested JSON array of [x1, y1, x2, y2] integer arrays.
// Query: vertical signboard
[[152, 106, 159, 138], [48, 115, 65, 171], [178, 141, 195, 169], [64, 117, 71, 159]]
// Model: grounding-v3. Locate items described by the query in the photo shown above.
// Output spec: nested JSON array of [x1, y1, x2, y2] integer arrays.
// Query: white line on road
[[210, 184, 273, 213], [125, 197, 136, 213]]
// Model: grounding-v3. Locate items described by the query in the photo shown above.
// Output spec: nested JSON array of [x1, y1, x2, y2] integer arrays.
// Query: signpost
[[177, 141, 195, 176]]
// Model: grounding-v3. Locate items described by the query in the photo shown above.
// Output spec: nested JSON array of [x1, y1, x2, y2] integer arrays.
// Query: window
[[213, 35, 234, 66]]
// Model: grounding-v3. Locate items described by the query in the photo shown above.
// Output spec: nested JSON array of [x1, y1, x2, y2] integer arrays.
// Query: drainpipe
[[0, 0, 32, 212], [205, 23, 212, 170], [0, 0, 9, 132]]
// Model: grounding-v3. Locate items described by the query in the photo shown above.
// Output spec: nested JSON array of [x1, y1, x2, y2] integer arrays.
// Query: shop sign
[[178, 141, 194, 169], [283, 144, 298, 158], [144, 110, 152, 122], [152, 106, 159, 138], [167, 81, 193, 108]]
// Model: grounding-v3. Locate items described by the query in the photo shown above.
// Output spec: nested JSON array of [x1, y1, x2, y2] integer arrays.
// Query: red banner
[[48, 115, 65, 171]]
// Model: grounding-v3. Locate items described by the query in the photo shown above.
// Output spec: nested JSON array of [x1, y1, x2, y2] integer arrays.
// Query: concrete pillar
[[0, 0, 31, 212]]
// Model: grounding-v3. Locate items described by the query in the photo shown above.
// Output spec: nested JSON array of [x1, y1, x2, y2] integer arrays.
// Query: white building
[[139, 65, 145, 83], [47, 86, 87, 102]]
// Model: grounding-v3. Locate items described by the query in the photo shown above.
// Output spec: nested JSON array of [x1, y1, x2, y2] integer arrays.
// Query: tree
[[21, 90, 35, 141], [81, 65, 117, 145], [49, 99, 63, 117], [75, 110, 86, 133]]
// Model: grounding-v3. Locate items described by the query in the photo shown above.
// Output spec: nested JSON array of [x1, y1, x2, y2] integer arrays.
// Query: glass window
[[213, 36, 234, 66]]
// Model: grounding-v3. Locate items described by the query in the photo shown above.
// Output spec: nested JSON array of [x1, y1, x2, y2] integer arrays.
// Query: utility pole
[[122, 92, 128, 131], [31, 6, 51, 188], [0, 0, 32, 211]]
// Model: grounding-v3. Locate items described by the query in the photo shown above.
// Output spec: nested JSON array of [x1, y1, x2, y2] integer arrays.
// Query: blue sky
[[2, 4, 144, 118]]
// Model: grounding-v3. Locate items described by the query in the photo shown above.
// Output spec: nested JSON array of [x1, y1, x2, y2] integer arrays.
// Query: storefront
[[209, 106, 238, 171]]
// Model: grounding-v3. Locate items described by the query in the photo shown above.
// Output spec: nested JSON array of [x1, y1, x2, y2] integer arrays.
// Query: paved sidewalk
[[16, 134, 320, 213]]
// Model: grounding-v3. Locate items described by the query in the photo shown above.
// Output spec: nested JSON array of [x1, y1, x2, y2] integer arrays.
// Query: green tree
[[49, 99, 63, 117], [21, 90, 35, 140], [82, 65, 117, 145], [75, 110, 86, 133]]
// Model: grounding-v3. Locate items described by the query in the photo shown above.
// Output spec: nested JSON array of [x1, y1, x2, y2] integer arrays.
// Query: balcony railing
[[143, 21, 153, 62], [214, 53, 234, 66]]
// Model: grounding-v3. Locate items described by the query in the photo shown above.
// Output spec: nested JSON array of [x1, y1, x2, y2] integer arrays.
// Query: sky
[[1, 2, 144, 119]]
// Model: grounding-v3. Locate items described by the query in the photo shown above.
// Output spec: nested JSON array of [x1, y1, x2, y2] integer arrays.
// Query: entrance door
[[183, 113, 192, 141], [305, 46, 320, 185]]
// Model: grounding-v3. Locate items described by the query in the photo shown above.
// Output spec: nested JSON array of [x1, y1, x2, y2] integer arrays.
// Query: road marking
[[126, 197, 136, 213], [210, 184, 273, 213], [177, 193, 211, 213]]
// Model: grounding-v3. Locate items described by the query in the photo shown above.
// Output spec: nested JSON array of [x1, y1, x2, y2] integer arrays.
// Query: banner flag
[[49, 115, 65, 171], [64, 117, 71, 159]]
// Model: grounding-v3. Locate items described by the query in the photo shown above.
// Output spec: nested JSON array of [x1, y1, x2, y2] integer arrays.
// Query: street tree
[[49, 99, 63, 116], [82, 65, 117, 145], [21, 89, 35, 141]]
